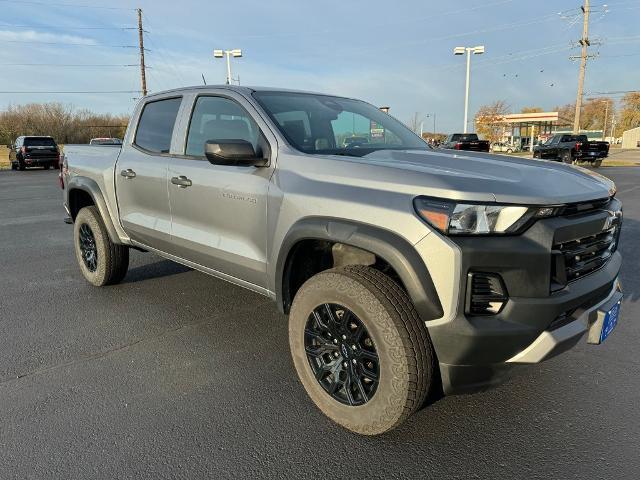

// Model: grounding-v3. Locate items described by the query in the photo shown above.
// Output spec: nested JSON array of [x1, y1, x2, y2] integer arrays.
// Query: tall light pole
[[419, 113, 436, 138], [213, 49, 243, 85], [454, 45, 484, 133]]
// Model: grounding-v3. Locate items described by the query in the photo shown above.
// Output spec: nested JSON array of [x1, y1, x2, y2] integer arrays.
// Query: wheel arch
[[275, 217, 444, 322], [66, 176, 121, 244]]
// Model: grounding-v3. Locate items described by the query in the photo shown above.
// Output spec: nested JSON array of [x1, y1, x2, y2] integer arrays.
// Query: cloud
[[0, 29, 96, 45]]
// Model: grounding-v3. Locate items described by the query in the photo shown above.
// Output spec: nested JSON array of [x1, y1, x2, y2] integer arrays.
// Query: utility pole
[[603, 99, 609, 140], [573, 0, 590, 133], [137, 8, 147, 96]]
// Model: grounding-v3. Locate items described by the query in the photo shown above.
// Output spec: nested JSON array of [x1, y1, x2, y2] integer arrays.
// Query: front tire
[[289, 265, 436, 435], [74, 206, 129, 286]]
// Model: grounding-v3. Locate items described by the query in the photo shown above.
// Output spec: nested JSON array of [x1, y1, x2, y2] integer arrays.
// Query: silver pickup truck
[[62, 85, 623, 435]]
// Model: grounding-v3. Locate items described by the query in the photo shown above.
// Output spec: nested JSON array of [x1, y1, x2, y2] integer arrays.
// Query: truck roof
[[144, 85, 355, 101]]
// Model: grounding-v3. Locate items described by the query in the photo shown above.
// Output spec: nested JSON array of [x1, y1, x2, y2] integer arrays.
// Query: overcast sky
[[0, 0, 638, 132]]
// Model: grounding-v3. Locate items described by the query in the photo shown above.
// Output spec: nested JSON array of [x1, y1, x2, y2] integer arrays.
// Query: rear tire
[[11, 162, 17, 171], [561, 151, 573, 164], [289, 265, 436, 435], [74, 206, 129, 286], [593, 160, 602, 168], [18, 160, 25, 171], [44, 164, 50, 170]]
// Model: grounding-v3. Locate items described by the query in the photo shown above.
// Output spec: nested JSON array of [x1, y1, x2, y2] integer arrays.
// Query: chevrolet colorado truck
[[62, 86, 624, 435], [533, 133, 609, 167]]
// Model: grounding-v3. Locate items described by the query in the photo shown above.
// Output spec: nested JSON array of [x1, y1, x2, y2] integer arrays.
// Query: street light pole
[[214, 49, 243, 85], [454, 46, 484, 134], [464, 51, 471, 134], [225, 53, 232, 85], [421, 113, 436, 139]]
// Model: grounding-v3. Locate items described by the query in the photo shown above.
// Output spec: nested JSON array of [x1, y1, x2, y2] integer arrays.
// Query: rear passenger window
[[134, 97, 182, 154], [185, 96, 259, 157]]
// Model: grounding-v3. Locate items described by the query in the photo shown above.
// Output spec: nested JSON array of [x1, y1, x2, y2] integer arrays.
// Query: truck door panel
[[167, 95, 273, 288], [115, 97, 182, 251]]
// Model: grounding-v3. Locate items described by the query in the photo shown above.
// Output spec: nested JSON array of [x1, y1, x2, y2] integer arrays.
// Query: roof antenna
[[201, 73, 207, 85]]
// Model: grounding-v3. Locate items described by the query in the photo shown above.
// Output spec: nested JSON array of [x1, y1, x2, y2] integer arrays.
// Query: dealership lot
[[0, 168, 638, 479]]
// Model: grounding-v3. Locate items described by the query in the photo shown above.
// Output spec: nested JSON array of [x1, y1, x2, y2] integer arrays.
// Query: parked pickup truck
[[533, 133, 609, 167], [440, 133, 490, 152], [62, 86, 623, 435]]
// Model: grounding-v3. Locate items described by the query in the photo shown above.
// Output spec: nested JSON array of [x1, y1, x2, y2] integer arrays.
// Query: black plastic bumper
[[427, 207, 622, 395]]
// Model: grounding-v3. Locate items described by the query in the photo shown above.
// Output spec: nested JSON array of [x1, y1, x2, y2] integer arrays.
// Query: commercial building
[[496, 112, 572, 151], [622, 126, 640, 149]]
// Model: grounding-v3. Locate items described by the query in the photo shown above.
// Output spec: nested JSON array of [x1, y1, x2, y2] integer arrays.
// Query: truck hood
[[355, 149, 615, 205]]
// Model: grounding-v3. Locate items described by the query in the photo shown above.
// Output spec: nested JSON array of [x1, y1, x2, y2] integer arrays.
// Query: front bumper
[[506, 278, 622, 363], [420, 200, 623, 395], [436, 257, 621, 394]]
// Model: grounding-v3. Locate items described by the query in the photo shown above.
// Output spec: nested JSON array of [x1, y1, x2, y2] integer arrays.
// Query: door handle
[[120, 169, 136, 179], [171, 176, 192, 188]]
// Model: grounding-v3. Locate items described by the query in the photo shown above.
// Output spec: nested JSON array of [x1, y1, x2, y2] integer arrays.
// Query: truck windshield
[[253, 91, 429, 157]]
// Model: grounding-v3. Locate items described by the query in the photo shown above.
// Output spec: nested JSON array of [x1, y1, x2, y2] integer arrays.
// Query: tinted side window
[[134, 97, 182, 154], [185, 96, 259, 157]]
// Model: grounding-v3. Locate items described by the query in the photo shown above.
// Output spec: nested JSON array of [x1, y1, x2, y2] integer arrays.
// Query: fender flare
[[66, 176, 122, 244], [274, 217, 443, 322]]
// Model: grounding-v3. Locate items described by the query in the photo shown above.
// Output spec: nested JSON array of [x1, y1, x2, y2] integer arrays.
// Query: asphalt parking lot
[[0, 168, 638, 479]]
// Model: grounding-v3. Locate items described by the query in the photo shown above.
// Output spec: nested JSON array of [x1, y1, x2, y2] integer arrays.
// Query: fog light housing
[[466, 273, 508, 315]]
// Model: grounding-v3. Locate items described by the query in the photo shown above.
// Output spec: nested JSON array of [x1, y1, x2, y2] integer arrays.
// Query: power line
[[0, 39, 137, 47], [0, 22, 136, 30], [0, 0, 134, 10], [0, 63, 141, 67]]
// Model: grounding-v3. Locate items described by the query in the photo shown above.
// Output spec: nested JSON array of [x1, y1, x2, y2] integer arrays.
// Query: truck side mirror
[[204, 139, 267, 167]]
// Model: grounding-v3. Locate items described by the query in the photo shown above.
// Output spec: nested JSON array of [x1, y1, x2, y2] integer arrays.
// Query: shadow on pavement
[[123, 259, 192, 284]]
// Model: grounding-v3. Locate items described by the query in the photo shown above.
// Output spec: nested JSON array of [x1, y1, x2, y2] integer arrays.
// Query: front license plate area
[[600, 301, 621, 343], [587, 290, 623, 345]]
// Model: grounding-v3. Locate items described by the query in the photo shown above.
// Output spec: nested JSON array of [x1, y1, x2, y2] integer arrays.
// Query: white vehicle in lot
[[61, 85, 624, 435], [491, 142, 519, 153]]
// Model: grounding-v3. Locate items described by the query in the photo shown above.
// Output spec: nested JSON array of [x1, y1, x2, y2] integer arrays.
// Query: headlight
[[413, 197, 556, 235]]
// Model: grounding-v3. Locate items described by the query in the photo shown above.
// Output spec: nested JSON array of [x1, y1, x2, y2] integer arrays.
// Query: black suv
[[9, 136, 60, 170]]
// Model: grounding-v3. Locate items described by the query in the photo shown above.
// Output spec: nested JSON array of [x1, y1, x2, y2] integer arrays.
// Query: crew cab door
[[166, 92, 275, 289], [115, 96, 182, 251]]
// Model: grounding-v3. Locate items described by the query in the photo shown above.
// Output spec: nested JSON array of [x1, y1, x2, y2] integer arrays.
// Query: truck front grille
[[551, 224, 620, 289]]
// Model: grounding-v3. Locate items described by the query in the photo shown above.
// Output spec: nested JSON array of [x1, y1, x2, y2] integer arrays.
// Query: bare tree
[[0, 102, 128, 145]]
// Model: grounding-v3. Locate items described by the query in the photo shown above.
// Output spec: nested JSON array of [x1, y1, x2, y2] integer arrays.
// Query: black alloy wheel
[[78, 223, 98, 272], [304, 303, 379, 406]]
